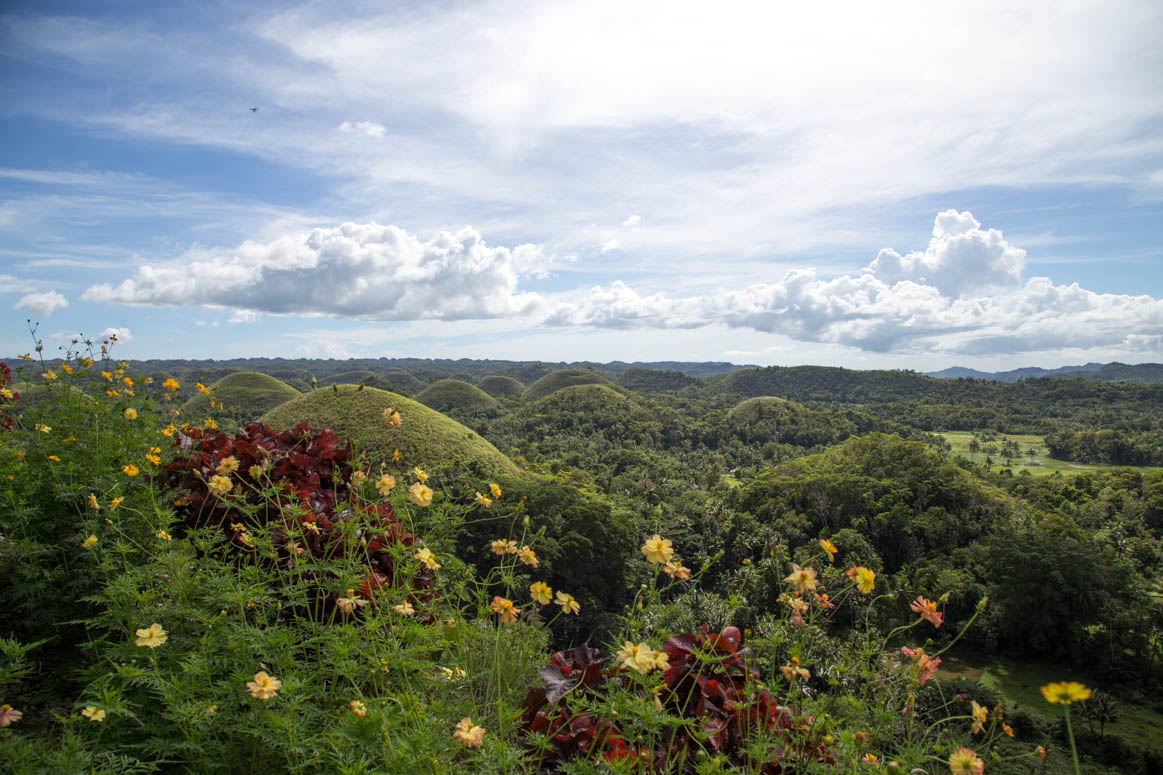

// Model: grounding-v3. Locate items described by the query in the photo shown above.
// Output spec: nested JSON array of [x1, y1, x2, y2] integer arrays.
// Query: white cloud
[[229, 309, 260, 324], [599, 239, 619, 254], [338, 120, 386, 138], [544, 211, 1163, 355], [622, 214, 641, 228], [14, 290, 69, 316], [100, 327, 133, 344], [82, 222, 546, 322]]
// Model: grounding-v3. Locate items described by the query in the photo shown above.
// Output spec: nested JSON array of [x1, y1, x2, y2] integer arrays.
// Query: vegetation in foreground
[[1, 330, 1161, 774]]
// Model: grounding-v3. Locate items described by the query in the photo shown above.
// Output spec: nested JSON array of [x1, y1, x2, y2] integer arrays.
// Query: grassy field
[[940, 432, 1163, 477], [938, 654, 1163, 752]]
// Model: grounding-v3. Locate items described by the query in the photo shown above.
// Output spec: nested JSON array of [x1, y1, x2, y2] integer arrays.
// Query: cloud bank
[[81, 212, 1163, 357], [83, 223, 546, 322]]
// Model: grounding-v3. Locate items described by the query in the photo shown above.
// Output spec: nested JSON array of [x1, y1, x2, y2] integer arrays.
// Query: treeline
[[1044, 428, 1163, 467]]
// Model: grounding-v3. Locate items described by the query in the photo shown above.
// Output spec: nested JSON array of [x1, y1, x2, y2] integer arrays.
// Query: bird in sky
[[250, 107, 259, 112]]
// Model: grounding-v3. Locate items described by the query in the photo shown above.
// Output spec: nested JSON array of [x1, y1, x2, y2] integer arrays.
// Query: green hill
[[260, 385, 518, 475], [179, 372, 300, 428], [522, 368, 616, 401], [415, 379, 499, 412], [726, 395, 809, 424], [382, 371, 425, 394], [318, 370, 410, 394], [477, 375, 525, 398]]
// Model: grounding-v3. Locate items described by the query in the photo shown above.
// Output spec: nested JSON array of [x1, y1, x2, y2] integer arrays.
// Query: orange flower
[[489, 596, 519, 623], [453, 717, 485, 747], [383, 407, 402, 427], [517, 545, 539, 567], [407, 482, 433, 507], [122, 464, 140, 477], [246, 671, 281, 700], [910, 596, 943, 628], [784, 564, 818, 595]]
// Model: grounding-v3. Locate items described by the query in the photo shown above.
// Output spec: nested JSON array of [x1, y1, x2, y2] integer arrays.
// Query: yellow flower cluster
[[617, 641, 668, 674]]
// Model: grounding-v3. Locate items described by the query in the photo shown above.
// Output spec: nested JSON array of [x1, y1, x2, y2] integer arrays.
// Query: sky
[[1, 0, 1161, 370]]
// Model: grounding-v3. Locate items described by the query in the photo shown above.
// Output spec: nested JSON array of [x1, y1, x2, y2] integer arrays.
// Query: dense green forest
[[3, 349, 1162, 773]]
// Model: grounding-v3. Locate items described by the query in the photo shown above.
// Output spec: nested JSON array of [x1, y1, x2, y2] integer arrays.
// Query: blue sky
[[2, 0, 1161, 369]]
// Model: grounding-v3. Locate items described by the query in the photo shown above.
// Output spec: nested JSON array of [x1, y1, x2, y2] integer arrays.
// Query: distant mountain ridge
[[926, 362, 1162, 383]]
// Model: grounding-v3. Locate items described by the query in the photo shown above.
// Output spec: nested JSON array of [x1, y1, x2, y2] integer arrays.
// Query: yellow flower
[[530, 581, 553, 605], [780, 656, 810, 682], [1040, 681, 1091, 705], [847, 566, 876, 594], [101, 371, 113, 382], [335, 588, 368, 615], [948, 748, 984, 775], [474, 491, 492, 507], [970, 701, 988, 734], [248, 464, 265, 479], [80, 357, 93, 368], [82, 534, 98, 549], [439, 666, 467, 680], [784, 564, 818, 595], [640, 534, 674, 565], [415, 547, 441, 570], [122, 464, 139, 477], [87, 493, 100, 511], [819, 538, 838, 562], [246, 671, 281, 700], [81, 706, 105, 722], [36, 424, 51, 433], [489, 596, 519, 623], [41, 370, 57, 380], [349, 700, 367, 717], [408, 482, 433, 507], [122, 376, 133, 388], [517, 545, 539, 568], [195, 382, 210, 395], [60, 363, 73, 375], [383, 407, 402, 427], [47, 455, 60, 462], [134, 623, 167, 648], [145, 453, 161, 466], [555, 591, 580, 615], [216, 456, 239, 476], [453, 717, 485, 748], [106, 389, 120, 397], [393, 601, 415, 617], [207, 475, 232, 497], [155, 530, 171, 541], [61, 436, 75, 443], [109, 497, 124, 511], [392, 449, 400, 462], [161, 423, 176, 437], [203, 418, 217, 430], [616, 641, 659, 674], [375, 474, 396, 496], [0, 387, 11, 399], [412, 466, 427, 482], [162, 378, 180, 392]]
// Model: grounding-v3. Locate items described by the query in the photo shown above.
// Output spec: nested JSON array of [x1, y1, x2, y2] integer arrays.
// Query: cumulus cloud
[[82, 222, 545, 322], [545, 211, 1163, 355], [15, 290, 68, 316], [100, 327, 132, 343], [600, 239, 619, 254], [337, 120, 386, 138], [622, 214, 641, 228]]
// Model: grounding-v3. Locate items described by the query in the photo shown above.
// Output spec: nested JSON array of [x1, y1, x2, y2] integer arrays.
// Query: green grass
[[941, 431, 1163, 476], [477, 375, 525, 398], [521, 368, 616, 401], [938, 654, 1163, 751], [179, 371, 301, 428], [260, 384, 520, 475], [414, 379, 498, 412]]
